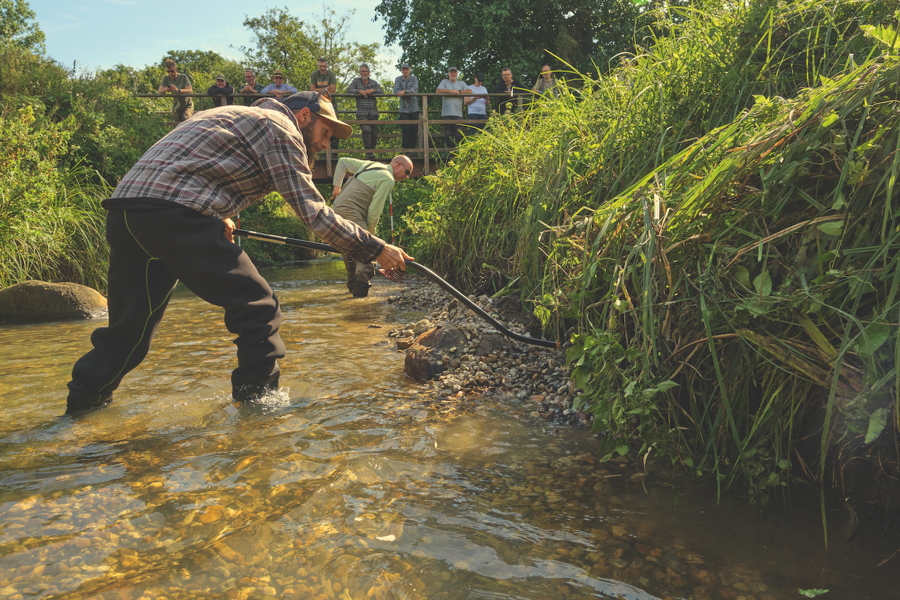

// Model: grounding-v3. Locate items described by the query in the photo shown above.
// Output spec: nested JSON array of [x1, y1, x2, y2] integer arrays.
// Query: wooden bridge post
[[422, 95, 430, 175]]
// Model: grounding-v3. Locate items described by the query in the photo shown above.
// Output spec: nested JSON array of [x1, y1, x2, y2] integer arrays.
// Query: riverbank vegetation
[[409, 0, 900, 511]]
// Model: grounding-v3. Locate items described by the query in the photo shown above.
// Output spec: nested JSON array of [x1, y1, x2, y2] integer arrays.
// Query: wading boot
[[232, 379, 280, 402], [65, 393, 113, 416], [351, 282, 370, 298]]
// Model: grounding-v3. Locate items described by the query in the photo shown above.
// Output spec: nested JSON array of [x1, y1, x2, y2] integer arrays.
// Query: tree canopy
[[373, 0, 689, 90], [239, 6, 381, 91], [0, 0, 45, 53]]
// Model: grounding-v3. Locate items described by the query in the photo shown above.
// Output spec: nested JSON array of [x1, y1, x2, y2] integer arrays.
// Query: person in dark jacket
[[207, 74, 234, 107], [491, 67, 522, 115]]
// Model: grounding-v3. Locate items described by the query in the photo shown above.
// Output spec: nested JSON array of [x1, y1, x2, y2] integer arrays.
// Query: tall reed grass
[[409, 0, 900, 508]]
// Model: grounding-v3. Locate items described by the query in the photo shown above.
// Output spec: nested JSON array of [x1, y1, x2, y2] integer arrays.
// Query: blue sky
[[29, 0, 399, 74]]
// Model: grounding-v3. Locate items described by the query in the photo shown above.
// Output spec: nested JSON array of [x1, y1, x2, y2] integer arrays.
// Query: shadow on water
[[1, 258, 899, 599]]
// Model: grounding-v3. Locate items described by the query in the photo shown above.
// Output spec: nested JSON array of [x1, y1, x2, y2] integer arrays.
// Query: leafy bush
[[0, 105, 109, 290], [237, 194, 317, 265]]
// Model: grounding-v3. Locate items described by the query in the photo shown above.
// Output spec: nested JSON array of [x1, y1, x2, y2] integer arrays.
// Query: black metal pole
[[233, 229, 558, 349]]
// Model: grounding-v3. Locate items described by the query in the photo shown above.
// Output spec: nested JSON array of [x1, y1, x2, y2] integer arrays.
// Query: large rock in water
[[404, 325, 467, 382], [0, 281, 108, 324]]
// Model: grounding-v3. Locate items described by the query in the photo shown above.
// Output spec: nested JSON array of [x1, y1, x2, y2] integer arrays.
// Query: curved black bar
[[233, 228, 558, 349]]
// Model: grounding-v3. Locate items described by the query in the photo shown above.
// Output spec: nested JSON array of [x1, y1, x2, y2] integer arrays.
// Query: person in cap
[[435, 67, 470, 149], [207, 74, 235, 107], [260, 70, 297, 100], [393, 63, 419, 153], [158, 59, 194, 122], [331, 155, 413, 297], [65, 91, 413, 414]]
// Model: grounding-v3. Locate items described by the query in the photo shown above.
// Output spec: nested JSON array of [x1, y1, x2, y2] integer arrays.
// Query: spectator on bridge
[[393, 63, 420, 154], [348, 64, 383, 160], [158, 59, 194, 123], [532, 65, 560, 98], [310, 58, 337, 94], [310, 58, 339, 162], [331, 155, 414, 297], [261, 70, 297, 100], [436, 67, 470, 148], [464, 71, 489, 134], [207, 74, 234, 107], [238, 69, 264, 106], [492, 67, 522, 116]]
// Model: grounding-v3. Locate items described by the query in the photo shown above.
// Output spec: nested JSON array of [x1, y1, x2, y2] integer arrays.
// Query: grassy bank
[[408, 0, 900, 509]]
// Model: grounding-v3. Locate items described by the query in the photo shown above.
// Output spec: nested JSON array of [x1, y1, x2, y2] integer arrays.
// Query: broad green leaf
[[733, 265, 751, 289], [753, 271, 772, 296], [831, 192, 846, 210], [861, 24, 900, 51], [855, 322, 891, 359], [865, 408, 888, 444], [616, 445, 630, 456], [817, 222, 843, 236], [739, 299, 768, 316], [819, 112, 839, 129], [798, 588, 829, 598]]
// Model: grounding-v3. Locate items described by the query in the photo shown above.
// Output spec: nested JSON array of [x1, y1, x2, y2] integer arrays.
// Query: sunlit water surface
[[1, 260, 898, 600]]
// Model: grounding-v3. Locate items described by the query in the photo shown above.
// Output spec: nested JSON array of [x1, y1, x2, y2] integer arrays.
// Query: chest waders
[[332, 164, 385, 297]]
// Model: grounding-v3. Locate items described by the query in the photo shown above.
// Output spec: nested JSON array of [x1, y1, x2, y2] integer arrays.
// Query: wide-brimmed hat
[[272, 69, 285, 78], [281, 91, 352, 139]]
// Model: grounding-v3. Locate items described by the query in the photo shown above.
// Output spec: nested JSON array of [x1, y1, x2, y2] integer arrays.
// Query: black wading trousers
[[66, 200, 284, 412]]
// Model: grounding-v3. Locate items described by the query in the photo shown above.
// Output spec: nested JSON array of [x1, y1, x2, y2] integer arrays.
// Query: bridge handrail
[[136, 92, 541, 175]]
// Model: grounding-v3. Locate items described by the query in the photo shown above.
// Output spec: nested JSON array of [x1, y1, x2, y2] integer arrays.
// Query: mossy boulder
[[0, 281, 108, 324]]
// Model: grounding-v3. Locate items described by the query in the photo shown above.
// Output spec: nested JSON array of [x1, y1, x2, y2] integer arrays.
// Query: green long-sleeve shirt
[[332, 158, 395, 233]]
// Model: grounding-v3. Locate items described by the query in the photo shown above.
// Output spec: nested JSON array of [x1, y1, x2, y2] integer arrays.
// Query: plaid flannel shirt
[[110, 99, 384, 262], [393, 74, 419, 113], [347, 77, 383, 116]]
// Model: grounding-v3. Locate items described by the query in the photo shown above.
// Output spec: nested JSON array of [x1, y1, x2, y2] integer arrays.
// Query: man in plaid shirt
[[347, 64, 383, 159], [66, 92, 413, 414]]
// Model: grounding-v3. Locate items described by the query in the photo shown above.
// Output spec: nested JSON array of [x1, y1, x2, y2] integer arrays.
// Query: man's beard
[[299, 122, 320, 162]]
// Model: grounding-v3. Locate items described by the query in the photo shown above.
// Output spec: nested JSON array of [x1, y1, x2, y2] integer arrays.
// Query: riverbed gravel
[[385, 280, 587, 428]]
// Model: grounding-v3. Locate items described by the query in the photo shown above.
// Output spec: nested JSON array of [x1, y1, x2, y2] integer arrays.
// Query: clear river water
[[1, 260, 898, 600]]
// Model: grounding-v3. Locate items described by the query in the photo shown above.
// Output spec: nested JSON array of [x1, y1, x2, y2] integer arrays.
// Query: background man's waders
[[332, 175, 379, 297]]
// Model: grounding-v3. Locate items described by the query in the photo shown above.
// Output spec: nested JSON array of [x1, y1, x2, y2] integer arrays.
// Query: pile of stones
[[385, 281, 591, 428]]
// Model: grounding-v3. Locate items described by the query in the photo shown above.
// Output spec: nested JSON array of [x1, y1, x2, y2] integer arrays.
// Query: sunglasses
[[273, 76, 284, 80], [314, 89, 334, 103], [167, 69, 176, 73], [404, 168, 411, 176]]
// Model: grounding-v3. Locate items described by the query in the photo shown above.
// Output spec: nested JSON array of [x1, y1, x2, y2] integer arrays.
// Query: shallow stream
[[1, 260, 898, 599]]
